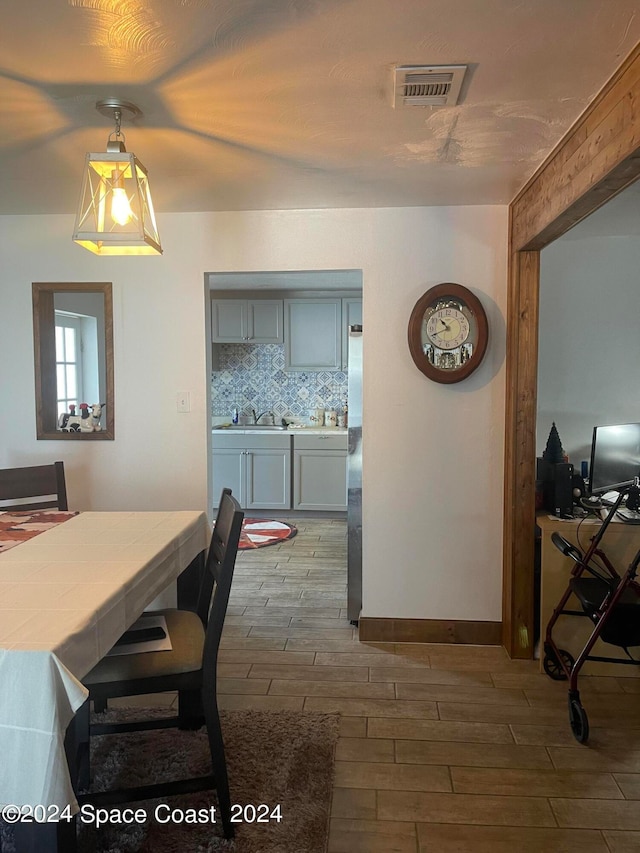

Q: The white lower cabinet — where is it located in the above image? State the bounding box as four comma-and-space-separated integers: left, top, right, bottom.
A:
212, 434, 291, 511
293, 433, 348, 511
245, 449, 291, 510
213, 431, 347, 512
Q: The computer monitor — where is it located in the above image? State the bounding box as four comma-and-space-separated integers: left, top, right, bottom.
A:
589, 422, 640, 495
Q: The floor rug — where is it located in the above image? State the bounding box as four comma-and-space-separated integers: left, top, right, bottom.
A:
238, 519, 297, 549
2, 709, 338, 853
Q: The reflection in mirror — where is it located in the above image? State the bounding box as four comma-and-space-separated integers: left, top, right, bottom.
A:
33, 282, 114, 440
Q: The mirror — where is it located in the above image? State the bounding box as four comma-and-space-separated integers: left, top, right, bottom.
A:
32, 282, 114, 440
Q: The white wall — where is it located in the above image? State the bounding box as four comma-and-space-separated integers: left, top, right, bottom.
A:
538, 235, 640, 467
0, 206, 508, 622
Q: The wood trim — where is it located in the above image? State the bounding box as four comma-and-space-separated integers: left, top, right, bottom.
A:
502, 250, 539, 657
503, 42, 640, 658
32, 282, 115, 440
511, 41, 640, 251
358, 617, 502, 646
32, 287, 56, 435
103, 284, 115, 439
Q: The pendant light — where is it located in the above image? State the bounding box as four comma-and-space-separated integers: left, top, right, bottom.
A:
73, 99, 162, 255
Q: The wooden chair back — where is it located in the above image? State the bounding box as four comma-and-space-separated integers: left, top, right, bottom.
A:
0, 461, 68, 511
200, 490, 243, 681
195, 488, 234, 624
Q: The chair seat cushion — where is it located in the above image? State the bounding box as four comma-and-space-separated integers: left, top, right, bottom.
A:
84, 609, 205, 687
570, 577, 640, 648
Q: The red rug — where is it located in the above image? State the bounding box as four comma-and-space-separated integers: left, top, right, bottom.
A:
238, 519, 297, 549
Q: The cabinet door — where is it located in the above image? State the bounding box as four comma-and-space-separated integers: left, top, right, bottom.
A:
211, 300, 246, 342
245, 448, 291, 510
284, 299, 341, 370
212, 448, 245, 507
293, 449, 347, 511
341, 298, 362, 369
248, 300, 283, 343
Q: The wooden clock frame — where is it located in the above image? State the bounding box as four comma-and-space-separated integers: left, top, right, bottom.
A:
407, 282, 489, 384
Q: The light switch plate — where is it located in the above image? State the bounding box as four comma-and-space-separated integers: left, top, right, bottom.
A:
176, 391, 190, 413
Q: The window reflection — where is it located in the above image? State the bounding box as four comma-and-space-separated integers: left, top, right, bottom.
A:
54, 303, 103, 418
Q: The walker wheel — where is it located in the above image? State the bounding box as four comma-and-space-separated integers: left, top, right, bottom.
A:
543, 648, 574, 681
569, 697, 589, 744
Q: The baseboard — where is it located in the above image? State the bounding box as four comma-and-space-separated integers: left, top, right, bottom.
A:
358, 617, 502, 645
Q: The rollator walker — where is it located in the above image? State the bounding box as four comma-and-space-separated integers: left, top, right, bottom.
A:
543, 480, 640, 743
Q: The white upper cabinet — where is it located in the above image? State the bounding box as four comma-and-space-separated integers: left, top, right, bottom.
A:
284, 298, 342, 371
212, 299, 245, 342
211, 299, 283, 344
248, 300, 284, 343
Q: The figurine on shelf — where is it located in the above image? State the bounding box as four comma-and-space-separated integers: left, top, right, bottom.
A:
542, 421, 568, 463
57, 404, 75, 431
59, 403, 104, 432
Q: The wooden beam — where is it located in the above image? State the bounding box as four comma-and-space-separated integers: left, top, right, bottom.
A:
504, 41, 640, 659
511, 42, 640, 252
502, 250, 539, 658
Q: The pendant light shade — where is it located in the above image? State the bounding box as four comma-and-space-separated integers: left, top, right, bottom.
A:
73, 100, 162, 256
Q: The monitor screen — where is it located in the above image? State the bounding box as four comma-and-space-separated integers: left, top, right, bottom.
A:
589, 422, 640, 494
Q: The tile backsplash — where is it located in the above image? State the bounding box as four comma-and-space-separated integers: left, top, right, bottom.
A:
211, 343, 347, 420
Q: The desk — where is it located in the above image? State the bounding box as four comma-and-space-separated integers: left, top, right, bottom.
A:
0, 510, 210, 820
538, 512, 640, 676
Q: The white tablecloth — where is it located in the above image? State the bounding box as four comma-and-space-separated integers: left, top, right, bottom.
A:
0, 511, 210, 812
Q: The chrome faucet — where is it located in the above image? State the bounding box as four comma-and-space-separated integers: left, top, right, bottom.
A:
252, 409, 274, 425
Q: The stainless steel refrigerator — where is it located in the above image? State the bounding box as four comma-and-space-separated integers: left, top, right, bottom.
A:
347, 325, 362, 622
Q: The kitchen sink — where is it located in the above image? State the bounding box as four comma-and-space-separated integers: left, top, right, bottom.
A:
214, 424, 288, 430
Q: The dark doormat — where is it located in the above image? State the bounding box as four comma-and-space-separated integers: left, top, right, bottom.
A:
2, 708, 338, 853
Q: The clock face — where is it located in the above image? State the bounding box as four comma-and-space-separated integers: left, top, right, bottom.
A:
408, 283, 488, 384
424, 305, 470, 350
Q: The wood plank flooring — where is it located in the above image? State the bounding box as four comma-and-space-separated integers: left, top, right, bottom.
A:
120, 518, 640, 852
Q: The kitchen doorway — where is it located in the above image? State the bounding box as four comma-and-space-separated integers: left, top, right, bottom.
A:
204, 269, 363, 620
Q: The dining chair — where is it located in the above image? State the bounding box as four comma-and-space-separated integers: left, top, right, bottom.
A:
0, 461, 68, 511
80, 488, 244, 840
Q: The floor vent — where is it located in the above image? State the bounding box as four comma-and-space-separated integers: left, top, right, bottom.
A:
392, 65, 467, 108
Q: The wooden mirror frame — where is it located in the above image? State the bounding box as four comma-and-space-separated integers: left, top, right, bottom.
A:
503, 43, 640, 658
32, 282, 115, 440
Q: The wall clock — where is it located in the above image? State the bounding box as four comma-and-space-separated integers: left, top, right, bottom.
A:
407, 283, 489, 384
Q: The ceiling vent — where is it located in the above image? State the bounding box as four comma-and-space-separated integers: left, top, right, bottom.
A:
392, 65, 467, 108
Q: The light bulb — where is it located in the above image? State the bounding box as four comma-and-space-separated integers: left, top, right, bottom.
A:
110, 170, 133, 226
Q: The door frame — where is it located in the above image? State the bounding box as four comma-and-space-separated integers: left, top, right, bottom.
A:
502, 42, 640, 657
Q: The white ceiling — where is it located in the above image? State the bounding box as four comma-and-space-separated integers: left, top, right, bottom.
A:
2, 0, 639, 215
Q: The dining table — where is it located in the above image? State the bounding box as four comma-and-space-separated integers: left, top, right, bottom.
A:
0, 509, 211, 852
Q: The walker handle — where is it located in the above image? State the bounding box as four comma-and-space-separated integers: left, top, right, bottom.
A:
551, 532, 583, 563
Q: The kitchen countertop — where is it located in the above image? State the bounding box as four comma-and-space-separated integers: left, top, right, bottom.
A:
212, 426, 347, 436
